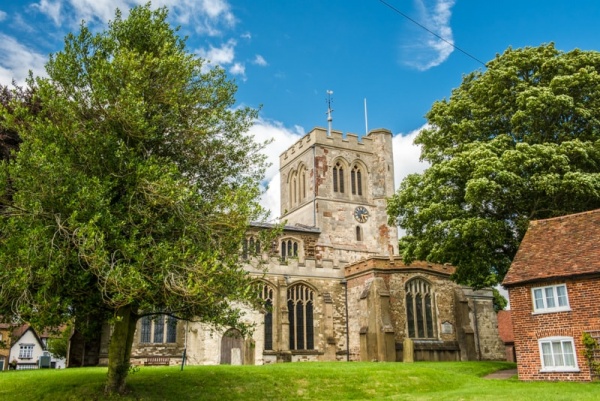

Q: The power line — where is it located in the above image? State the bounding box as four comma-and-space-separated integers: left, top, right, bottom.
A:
378, 0, 486, 67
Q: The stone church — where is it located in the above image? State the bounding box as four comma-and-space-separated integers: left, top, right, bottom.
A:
75, 127, 504, 367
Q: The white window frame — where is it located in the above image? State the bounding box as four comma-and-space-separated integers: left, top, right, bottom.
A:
531, 284, 570, 313
538, 336, 579, 372
19, 344, 34, 359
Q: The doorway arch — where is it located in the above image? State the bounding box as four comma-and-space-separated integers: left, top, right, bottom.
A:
220, 328, 243, 365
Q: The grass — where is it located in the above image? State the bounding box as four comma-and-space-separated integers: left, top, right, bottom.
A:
0, 361, 598, 400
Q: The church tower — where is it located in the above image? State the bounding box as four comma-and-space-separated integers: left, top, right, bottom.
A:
279, 127, 397, 268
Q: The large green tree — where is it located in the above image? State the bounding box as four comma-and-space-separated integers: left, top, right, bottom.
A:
388, 44, 600, 288
0, 5, 270, 394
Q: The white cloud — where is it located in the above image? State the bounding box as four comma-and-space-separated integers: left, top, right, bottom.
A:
0, 34, 47, 86
0, 10, 7, 21
31, 0, 62, 26
391, 125, 429, 189
391, 125, 430, 238
229, 62, 245, 76
185, 0, 236, 35
253, 55, 267, 66
241, 32, 251, 40
249, 118, 306, 219
400, 0, 455, 71
198, 0, 233, 22
28, 0, 235, 36
197, 39, 236, 66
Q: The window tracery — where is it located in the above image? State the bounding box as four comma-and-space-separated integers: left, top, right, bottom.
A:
281, 238, 299, 261
405, 279, 436, 339
333, 162, 344, 193
287, 284, 315, 350
351, 164, 363, 196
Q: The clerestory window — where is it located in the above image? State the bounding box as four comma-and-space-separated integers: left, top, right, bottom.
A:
281, 239, 299, 261
242, 236, 261, 260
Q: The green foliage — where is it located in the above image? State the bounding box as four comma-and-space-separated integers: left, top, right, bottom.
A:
388, 44, 600, 288
492, 288, 508, 312
46, 324, 72, 359
582, 332, 600, 377
0, 4, 273, 392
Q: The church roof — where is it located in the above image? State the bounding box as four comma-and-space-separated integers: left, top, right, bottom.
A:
503, 209, 600, 286
250, 221, 321, 234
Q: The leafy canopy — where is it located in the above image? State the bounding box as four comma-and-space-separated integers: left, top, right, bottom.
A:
388, 44, 600, 288
0, 4, 270, 333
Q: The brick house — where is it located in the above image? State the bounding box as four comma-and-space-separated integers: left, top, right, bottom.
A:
503, 209, 600, 381
497, 310, 516, 363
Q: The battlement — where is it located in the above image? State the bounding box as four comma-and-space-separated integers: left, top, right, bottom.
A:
280, 127, 392, 166
344, 256, 455, 280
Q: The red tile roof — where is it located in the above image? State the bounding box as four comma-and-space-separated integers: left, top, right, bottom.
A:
503, 209, 600, 286
497, 310, 514, 343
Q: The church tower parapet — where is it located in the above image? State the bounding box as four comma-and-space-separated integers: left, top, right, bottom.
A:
279, 126, 397, 264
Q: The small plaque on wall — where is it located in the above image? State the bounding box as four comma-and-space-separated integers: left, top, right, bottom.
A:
441, 321, 453, 334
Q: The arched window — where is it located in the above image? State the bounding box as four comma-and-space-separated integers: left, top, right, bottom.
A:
351, 165, 363, 196
242, 236, 260, 260
333, 162, 344, 193
301, 169, 307, 199
288, 170, 297, 207
281, 238, 299, 261
260, 284, 274, 350
405, 279, 436, 339
356, 226, 362, 241
288, 284, 314, 350
293, 177, 297, 205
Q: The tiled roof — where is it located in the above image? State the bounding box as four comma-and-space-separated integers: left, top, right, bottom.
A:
11, 324, 30, 341
497, 310, 514, 343
250, 221, 321, 234
503, 209, 600, 286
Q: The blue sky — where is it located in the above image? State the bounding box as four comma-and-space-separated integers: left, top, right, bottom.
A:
2, 0, 600, 218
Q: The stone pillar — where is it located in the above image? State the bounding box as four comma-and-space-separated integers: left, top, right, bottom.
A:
454, 288, 478, 361
358, 278, 396, 362
403, 338, 414, 363
322, 293, 336, 361
279, 279, 291, 362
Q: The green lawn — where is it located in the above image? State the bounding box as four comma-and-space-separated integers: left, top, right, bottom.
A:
0, 361, 598, 400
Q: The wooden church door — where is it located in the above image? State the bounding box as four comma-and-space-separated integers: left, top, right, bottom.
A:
220, 328, 243, 365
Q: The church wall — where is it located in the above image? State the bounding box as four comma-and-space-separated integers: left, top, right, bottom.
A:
92, 124, 505, 367
460, 287, 505, 361
344, 257, 504, 362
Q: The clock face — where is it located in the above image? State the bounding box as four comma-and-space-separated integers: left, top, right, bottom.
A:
354, 206, 369, 223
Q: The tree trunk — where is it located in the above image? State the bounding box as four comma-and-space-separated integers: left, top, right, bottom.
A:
105, 304, 138, 395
